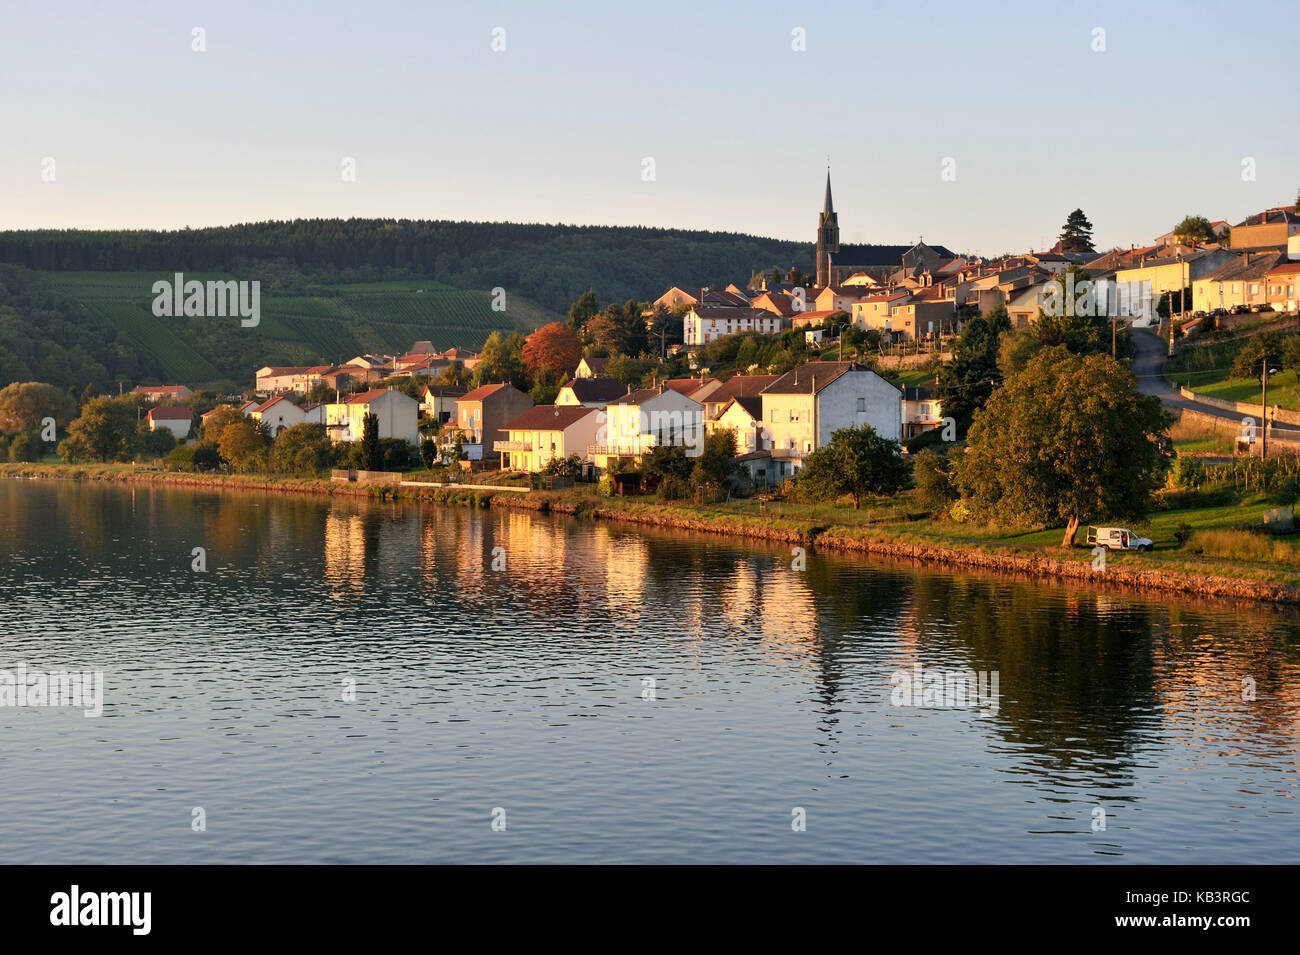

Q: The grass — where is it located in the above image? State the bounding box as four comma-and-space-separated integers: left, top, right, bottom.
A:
42, 271, 558, 386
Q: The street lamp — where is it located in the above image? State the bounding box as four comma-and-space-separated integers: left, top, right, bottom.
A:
1261, 359, 1279, 459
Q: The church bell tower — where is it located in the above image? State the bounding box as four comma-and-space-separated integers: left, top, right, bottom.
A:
815, 170, 839, 287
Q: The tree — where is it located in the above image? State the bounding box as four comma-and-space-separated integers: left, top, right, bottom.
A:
217, 419, 269, 473
58, 396, 139, 462
1034, 267, 1131, 358
997, 328, 1044, 378
420, 437, 439, 469
912, 448, 957, 515
566, 289, 600, 333
1231, 332, 1285, 380
936, 306, 1010, 435
472, 331, 526, 390
522, 322, 582, 381
691, 429, 737, 489
136, 423, 176, 458
1172, 215, 1215, 246
0, 381, 77, 433
1058, 209, 1095, 253
201, 405, 247, 446
360, 412, 381, 471
270, 423, 334, 475
796, 425, 909, 508
953, 347, 1172, 547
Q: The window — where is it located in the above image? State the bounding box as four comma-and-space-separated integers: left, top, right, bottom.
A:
856, 398, 866, 412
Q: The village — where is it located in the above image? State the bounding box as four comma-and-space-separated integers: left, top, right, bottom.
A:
123, 182, 1300, 499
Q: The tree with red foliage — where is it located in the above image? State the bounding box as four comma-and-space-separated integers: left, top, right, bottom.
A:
522, 322, 582, 381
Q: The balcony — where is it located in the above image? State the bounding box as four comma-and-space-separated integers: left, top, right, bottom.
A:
494, 440, 531, 452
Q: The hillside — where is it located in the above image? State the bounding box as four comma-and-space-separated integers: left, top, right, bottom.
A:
0, 267, 555, 391
0, 219, 816, 314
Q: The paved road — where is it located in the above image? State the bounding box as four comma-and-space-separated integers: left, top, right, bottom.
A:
1129, 327, 1300, 439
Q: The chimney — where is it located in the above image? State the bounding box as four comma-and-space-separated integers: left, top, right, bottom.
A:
811, 374, 817, 393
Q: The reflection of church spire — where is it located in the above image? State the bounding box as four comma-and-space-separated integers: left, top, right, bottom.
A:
816, 168, 839, 287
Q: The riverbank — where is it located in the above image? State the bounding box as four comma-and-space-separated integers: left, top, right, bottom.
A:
6, 461, 1300, 607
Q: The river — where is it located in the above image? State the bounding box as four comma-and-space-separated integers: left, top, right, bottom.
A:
0, 478, 1296, 863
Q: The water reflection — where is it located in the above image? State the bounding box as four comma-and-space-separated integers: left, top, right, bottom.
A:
0, 478, 1296, 863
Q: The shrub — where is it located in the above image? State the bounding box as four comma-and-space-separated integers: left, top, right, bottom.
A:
165, 444, 196, 471
912, 448, 956, 515
1173, 521, 1194, 547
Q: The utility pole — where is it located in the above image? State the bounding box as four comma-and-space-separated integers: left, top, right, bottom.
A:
1261, 357, 1271, 459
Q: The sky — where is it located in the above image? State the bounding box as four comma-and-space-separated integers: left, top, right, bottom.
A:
2, 0, 1296, 257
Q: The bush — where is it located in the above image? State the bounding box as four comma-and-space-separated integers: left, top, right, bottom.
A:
597, 476, 613, 497
165, 444, 196, 471
657, 474, 690, 500
912, 448, 956, 515
1173, 522, 1194, 547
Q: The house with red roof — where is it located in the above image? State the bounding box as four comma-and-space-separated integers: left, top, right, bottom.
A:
452, 383, 533, 463
496, 405, 603, 472
322, 387, 420, 445
133, 384, 194, 403
145, 405, 194, 439
251, 395, 306, 437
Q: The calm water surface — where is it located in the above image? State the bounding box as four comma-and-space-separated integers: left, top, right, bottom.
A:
0, 479, 1296, 863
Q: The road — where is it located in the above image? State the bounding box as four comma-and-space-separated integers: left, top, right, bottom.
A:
1129, 327, 1300, 440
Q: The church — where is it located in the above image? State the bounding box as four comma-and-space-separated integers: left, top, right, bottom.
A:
815, 172, 956, 286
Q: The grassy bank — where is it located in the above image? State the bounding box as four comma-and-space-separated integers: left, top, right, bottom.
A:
6, 460, 1300, 607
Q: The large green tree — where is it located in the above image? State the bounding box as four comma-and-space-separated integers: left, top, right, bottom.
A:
1058, 209, 1095, 253
796, 424, 909, 509
1172, 215, 1215, 246
0, 381, 78, 433
58, 396, 139, 462
954, 347, 1172, 547
936, 306, 1010, 435
472, 331, 527, 390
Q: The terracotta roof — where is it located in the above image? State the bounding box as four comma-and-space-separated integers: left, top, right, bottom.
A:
147, 406, 193, 420
345, 389, 394, 404
504, 405, 599, 431
578, 356, 610, 372
662, 378, 717, 398
255, 395, 299, 413
460, 383, 510, 402
257, 366, 311, 377
1266, 262, 1300, 276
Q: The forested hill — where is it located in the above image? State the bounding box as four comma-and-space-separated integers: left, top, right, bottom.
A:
0, 220, 815, 312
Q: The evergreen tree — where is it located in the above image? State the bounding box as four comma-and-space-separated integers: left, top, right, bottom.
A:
1058, 209, 1095, 252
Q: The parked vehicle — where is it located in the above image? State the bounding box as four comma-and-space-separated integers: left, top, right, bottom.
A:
1231, 304, 1251, 315
1086, 526, 1153, 551
1253, 303, 1275, 313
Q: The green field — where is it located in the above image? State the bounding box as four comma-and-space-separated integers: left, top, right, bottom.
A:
44, 272, 557, 387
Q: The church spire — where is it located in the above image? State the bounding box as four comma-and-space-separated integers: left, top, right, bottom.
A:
823, 169, 834, 216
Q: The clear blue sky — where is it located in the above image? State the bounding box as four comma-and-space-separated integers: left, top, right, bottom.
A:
3, 0, 1295, 256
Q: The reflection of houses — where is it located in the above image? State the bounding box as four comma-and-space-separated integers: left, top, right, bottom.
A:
323, 388, 419, 444
496, 405, 602, 472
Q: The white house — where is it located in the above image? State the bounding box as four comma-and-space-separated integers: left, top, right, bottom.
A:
251, 395, 306, 437
145, 405, 193, 439
901, 384, 945, 439
683, 306, 784, 346
590, 385, 704, 468
323, 388, 420, 445
495, 405, 602, 472
759, 361, 901, 469
709, 396, 764, 453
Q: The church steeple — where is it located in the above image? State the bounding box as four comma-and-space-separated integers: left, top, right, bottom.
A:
816, 168, 839, 287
